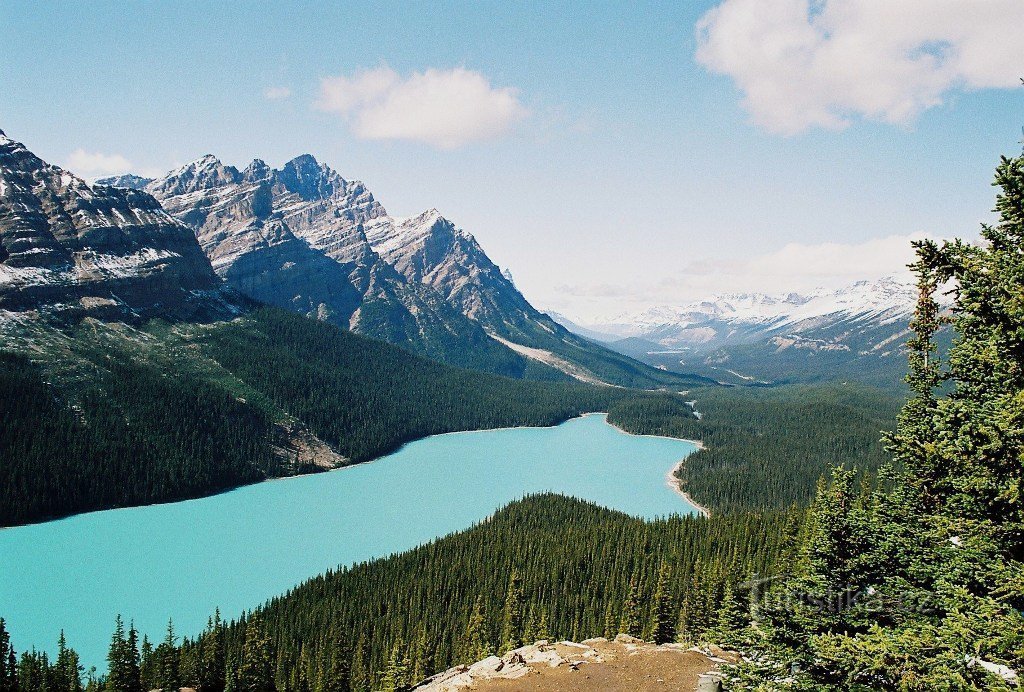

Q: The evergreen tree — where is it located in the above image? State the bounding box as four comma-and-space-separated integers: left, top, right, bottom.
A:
733, 145, 1024, 690
139, 637, 155, 692
0, 620, 17, 692
619, 578, 644, 638
462, 597, 491, 661
648, 562, 676, 644
348, 635, 368, 692
499, 570, 524, 653
197, 611, 226, 692
53, 631, 82, 692
407, 624, 431, 686
378, 641, 408, 692
155, 620, 179, 692
105, 617, 141, 692
237, 617, 273, 692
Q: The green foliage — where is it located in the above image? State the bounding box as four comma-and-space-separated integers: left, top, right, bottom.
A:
0, 306, 700, 527
0, 352, 276, 527
105, 617, 140, 692
731, 150, 1024, 690
209, 494, 796, 688
609, 384, 900, 512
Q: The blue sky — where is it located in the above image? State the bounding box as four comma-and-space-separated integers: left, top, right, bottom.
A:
2, 1, 1022, 319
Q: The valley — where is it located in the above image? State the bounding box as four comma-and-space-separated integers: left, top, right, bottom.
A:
0, 415, 699, 671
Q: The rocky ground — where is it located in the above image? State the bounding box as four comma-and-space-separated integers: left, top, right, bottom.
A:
416, 635, 738, 691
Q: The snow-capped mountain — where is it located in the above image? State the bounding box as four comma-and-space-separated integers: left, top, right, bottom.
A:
555, 277, 924, 387
110, 153, 696, 387
583, 277, 918, 347
0, 130, 234, 323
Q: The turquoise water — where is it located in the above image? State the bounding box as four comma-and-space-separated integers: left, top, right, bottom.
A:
0, 413, 696, 669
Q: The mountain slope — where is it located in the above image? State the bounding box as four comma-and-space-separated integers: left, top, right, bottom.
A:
0, 130, 700, 526
561, 277, 923, 388
364, 208, 710, 388
121, 155, 703, 387
0, 130, 235, 322
140, 155, 556, 379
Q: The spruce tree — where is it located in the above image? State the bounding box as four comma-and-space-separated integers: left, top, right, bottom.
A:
106, 616, 141, 692
54, 631, 83, 692
0, 620, 16, 692
733, 145, 1024, 689
378, 641, 408, 692
618, 578, 643, 638
237, 617, 273, 692
139, 637, 155, 692
648, 562, 676, 644
462, 597, 491, 661
499, 570, 525, 653
348, 635, 368, 692
155, 620, 179, 692
197, 611, 226, 692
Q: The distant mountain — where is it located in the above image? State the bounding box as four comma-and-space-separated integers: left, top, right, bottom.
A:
125, 153, 702, 388
94, 173, 153, 190
559, 277, 924, 388
0, 130, 236, 323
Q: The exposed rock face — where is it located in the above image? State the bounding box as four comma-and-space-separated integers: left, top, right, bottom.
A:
416, 637, 733, 691
96, 150, 696, 385
0, 130, 233, 322
93, 174, 153, 190
365, 209, 534, 326
145, 154, 529, 375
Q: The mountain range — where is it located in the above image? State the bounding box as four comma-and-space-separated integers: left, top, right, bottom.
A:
552, 277, 925, 388
95, 155, 698, 388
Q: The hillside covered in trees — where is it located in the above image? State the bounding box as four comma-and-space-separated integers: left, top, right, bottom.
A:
608, 384, 902, 512
0, 307, 698, 527
0, 495, 800, 692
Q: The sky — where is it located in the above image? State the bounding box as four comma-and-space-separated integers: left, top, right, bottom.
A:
2, 0, 1022, 321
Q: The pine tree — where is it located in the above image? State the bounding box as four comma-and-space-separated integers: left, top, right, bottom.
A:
378, 641, 408, 692
318, 624, 348, 692
197, 611, 226, 692
710, 582, 747, 645
0, 620, 17, 692
348, 635, 368, 692
534, 608, 551, 643
462, 596, 491, 661
407, 623, 431, 686
54, 631, 83, 692
105, 617, 141, 692
499, 570, 524, 653
733, 145, 1024, 689
139, 636, 156, 692
619, 578, 643, 638
648, 562, 676, 644
155, 620, 179, 692
237, 617, 273, 692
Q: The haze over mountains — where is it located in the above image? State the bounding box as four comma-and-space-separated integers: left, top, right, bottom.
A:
553, 276, 923, 387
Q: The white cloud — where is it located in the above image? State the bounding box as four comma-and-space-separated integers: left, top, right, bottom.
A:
263, 86, 292, 100
315, 66, 529, 149
696, 0, 1024, 134
64, 149, 135, 178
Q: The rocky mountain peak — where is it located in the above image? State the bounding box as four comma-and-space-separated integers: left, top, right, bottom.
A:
94, 174, 154, 190
243, 158, 272, 182
0, 130, 232, 322
278, 154, 340, 201
148, 155, 241, 197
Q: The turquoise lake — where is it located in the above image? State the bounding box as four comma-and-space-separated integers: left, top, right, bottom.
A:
0, 413, 697, 669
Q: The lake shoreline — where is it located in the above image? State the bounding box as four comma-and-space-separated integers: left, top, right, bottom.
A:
600, 416, 710, 518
